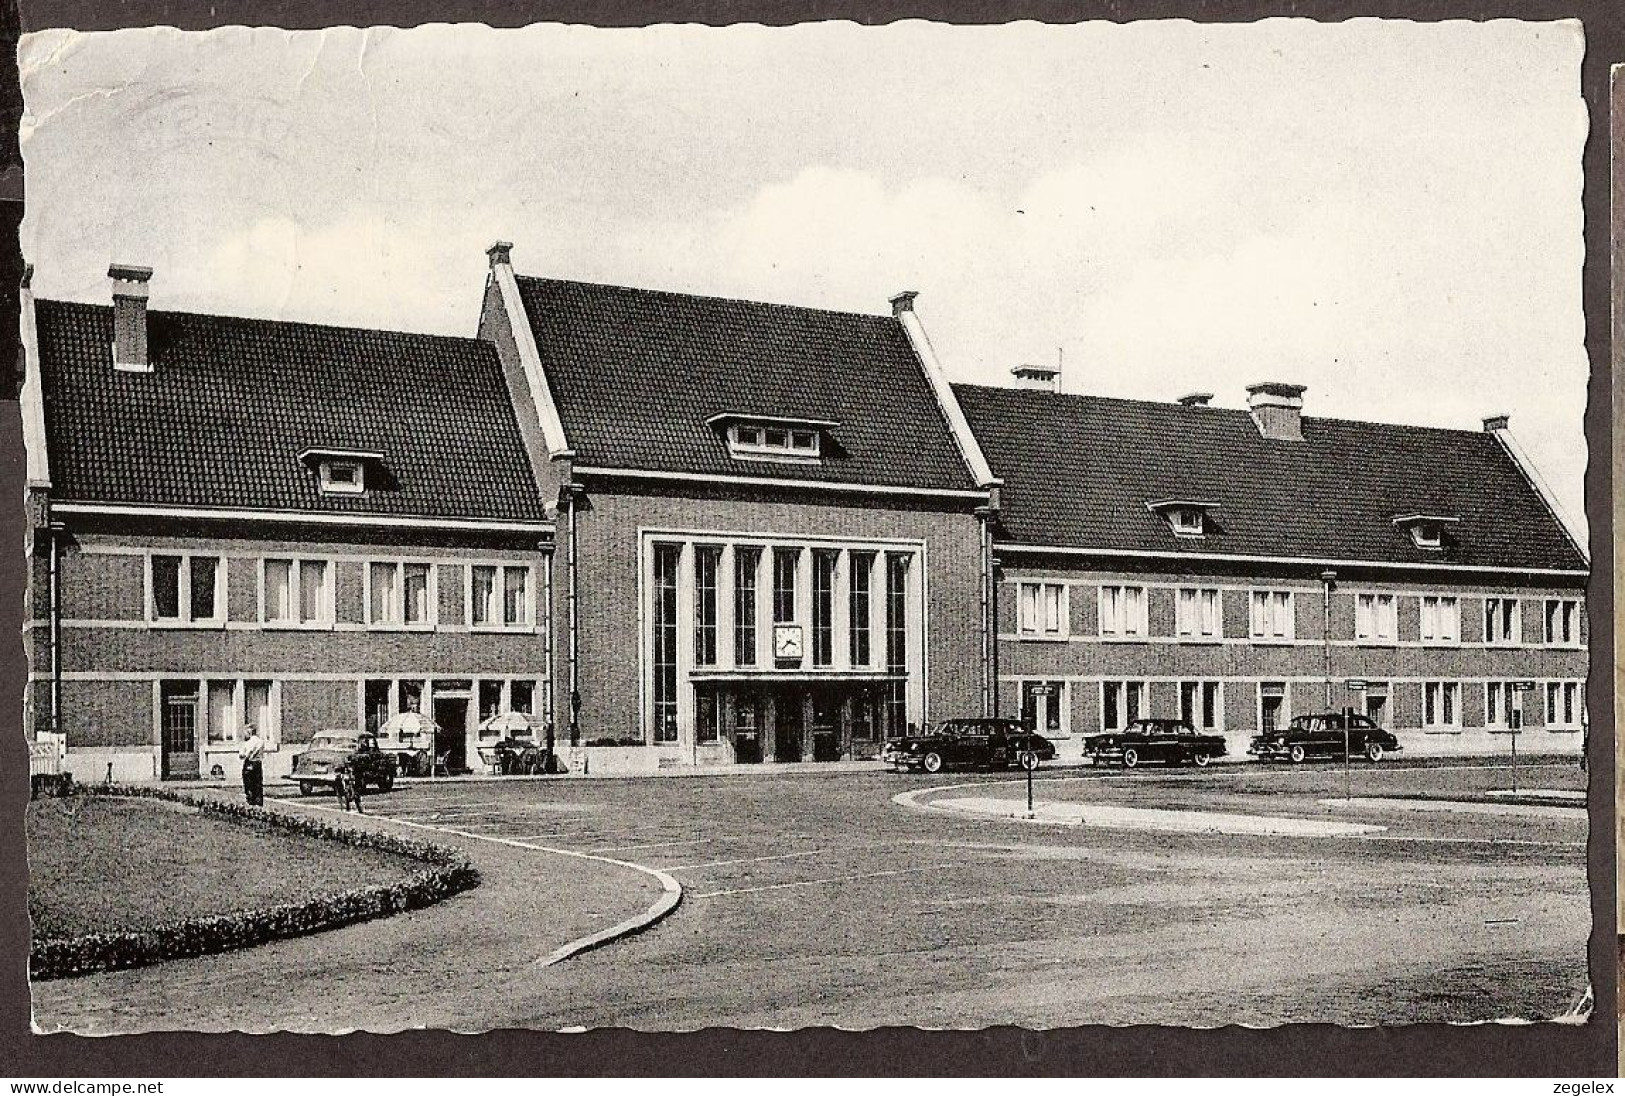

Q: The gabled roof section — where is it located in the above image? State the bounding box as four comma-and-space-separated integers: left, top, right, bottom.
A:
34, 300, 549, 524
953, 383, 1587, 573
510, 276, 980, 492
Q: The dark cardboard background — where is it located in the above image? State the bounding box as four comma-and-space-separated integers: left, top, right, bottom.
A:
0, 0, 1614, 1077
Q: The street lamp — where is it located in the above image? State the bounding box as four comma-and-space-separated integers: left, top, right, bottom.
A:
1319, 570, 1337, 708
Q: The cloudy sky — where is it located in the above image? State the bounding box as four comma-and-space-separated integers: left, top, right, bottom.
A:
18, 19, 1588, 533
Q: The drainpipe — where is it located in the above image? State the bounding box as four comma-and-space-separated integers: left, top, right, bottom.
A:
48, 520, 62, 741
975, 506, 994, 717
1320, 569, 1337, 708
566, 483, 583, 748
542, 544, 555, 756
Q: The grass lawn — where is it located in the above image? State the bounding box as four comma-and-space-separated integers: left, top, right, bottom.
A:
28, 796, 421, 940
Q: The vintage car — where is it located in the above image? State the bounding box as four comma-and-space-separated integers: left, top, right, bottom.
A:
881, 718, 1056, 774
1248, 711, 1403, 763
289, 730, 399, 795
1083, 718, 1228, 768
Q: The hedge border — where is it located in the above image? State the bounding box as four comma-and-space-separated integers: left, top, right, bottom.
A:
30, 784, 480, 981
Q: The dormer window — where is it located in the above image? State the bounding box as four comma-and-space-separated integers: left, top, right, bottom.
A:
320, 459, 365, 494
708, 413, 836, 463
300, 447, 383, 497
1147, 499, 1218, 539
1392, 513, 1459, 551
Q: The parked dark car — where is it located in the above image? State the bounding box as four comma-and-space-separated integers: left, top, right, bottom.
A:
1083, 718, 1228, 768
1248, 711, 1402, 763
882, 718, 1057, 774
290, 730, 399, 795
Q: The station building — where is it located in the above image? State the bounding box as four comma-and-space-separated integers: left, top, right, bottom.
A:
21, 264, 555, 784
955, 371, 1591, 761
22, 247, 1590, 778
473, 244, 999, 773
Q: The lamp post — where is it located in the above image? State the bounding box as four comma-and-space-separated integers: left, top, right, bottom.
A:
1319, 570, 1337, 708
1319, 569, 1347, 801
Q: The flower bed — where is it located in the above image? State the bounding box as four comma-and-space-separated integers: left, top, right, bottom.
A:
30, 784, 479, 981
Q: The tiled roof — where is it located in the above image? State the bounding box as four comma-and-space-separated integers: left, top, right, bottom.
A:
514, 277, 978, 492
953, 383, 1587, 572
35, 300, 549, 524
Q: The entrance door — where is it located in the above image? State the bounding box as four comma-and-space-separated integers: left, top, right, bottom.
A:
733, 693, 763, 764
811, 689, 842, 762
1365, 692, 1389, 726
434, 697, 469, 774
1260, 683, 1286, 732
160, 682, 200, 780
774, 689, 804, 762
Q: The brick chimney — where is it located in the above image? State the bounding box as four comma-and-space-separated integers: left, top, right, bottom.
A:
1482, 413, 1510, 433
1011, 364, 1060, 393
1177, 391, 1214, 408
889, 290, 918, 317
109, 264, 153, 372
486, 240, 514, 269
1246, 382, 1307, 441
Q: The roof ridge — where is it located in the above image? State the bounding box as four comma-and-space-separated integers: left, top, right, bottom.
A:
515, 274, 895, 324
36, 297, 492, 350
950, 381, 1497, 440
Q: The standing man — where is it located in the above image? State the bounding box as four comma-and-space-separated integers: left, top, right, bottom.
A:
238, 723, 265, 806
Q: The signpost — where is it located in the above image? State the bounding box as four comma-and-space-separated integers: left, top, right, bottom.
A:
1509, 681, 1536, 795
1344, 680, 1367, 803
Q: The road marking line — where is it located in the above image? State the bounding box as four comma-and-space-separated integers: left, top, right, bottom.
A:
1359, 834, 1584, 848
692, 863, 954, 900
589, 837, 717, 854
667, 848, 829, 871
277, 798, 683, 966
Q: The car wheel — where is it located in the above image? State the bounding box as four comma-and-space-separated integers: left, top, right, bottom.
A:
1287, 744, 1306, 764
1122, 748, 1139, 769
922, 752, 944, 774
298, 781, 315, 796
1364, 742, 1384, 763
1018, 750, 1039, 772
1193, 751, 1211, 768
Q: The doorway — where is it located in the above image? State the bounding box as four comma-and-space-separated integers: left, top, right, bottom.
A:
160, 681, 200, 780
811, 689, 842, 762
1364, 690, 1389, 726
434, 696, 469, 774
733, 693, 763, 764
773, 689, 804, 762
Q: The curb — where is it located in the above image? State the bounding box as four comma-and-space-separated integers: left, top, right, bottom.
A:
280, 799, 682, 967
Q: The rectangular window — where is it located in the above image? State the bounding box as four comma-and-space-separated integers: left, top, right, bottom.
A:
1176, 588, 1222, 639
368, 562, 436, 628
478, 680, 504, 732
471, 564, 531, 628
1099, 585, 1147, 637
510, 680, 535, 716
264, 559, 331, 626
1017, 581, 1067, 638
1545, 681, 1582, 730
726, 422, 824, 460
1180, 681, 1222, 731
695, 688, 719, 744
1355, 593, 1397, 642
734, 547, 760, 667
1544, 598, 1581, 646
1484, 597, 1521, 645
1485, 681, 1524, 729
364, 679, 391, 737
1419, 595, 1459, 644
694, 545, 721, 667
1249, 590, 1294, 641
1423, 681, 1461, 730
772, 548, 799, 624
811, 550, 837, 667
1101, 680, 1147, 731
1021, 680, 1066, 734
189, 557, 220, 621
149, 553, 223, 624
203, 679, 279, 748
848, 551, 873, 667
651, 544, 681, 744
885, 553, 910, 734
206, 680, 237, 744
